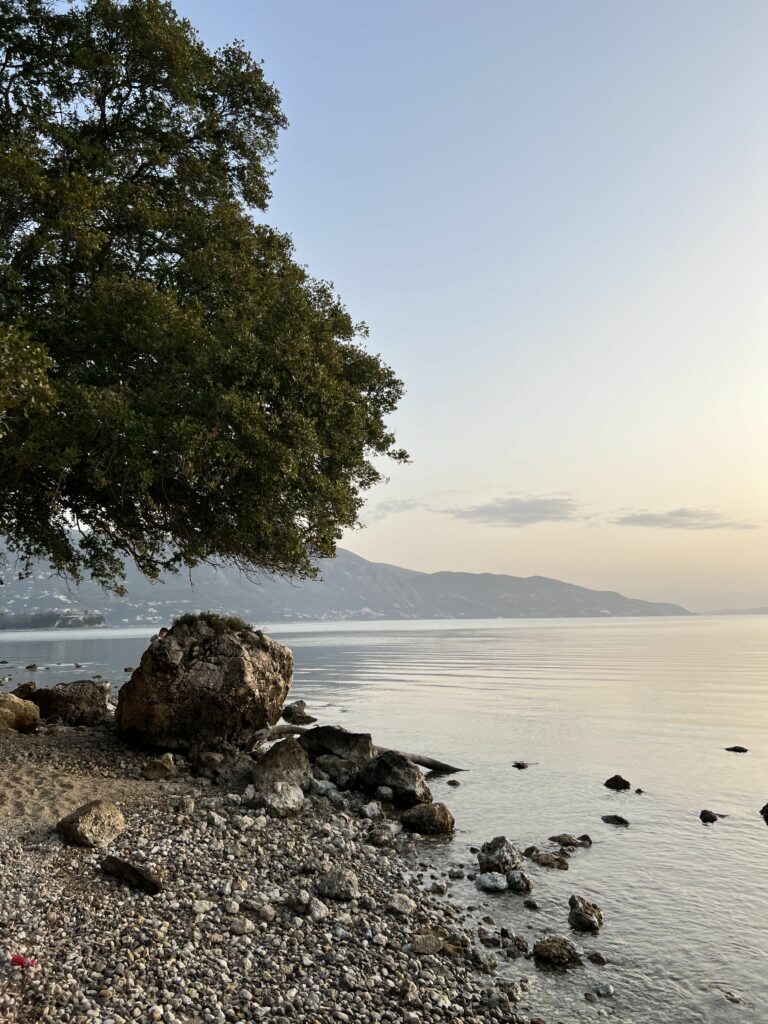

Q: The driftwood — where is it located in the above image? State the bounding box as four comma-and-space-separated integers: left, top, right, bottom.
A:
248, 722, 465, 775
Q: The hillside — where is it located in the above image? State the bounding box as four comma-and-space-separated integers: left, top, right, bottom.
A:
0, 548, 691, 627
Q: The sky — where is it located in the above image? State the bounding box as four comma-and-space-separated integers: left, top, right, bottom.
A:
177, 0, 768, 612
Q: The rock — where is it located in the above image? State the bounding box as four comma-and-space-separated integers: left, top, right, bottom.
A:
430, 880, 448, 895
316, 867, 360, 901
307, 897, 329, 922
375, 785, 394, 802
101, 856, 163, 895
56, 800, 125, 847
588, 950, 607, 965
549, 833, 591, 849
251, 781, 304, 818
282, 700, 317, 725
524, 897, 539, 910
115, 614, 292, 749
760, 802, 768, 822
568, 894, 604, 932
477, 836, 523, 874
297, 725, 374, 764
366, 820, 403, 846
700, 809, 720, 824
33, 679, 110, 725
507, 869, 533, 892
447, 778, 461, 787
400, 802, 455, 834
24, 664, 37, 671
230, 917, 256, 935
528, 848, 569, 870
533, 934, 582, 967
604, 774, 631, 791
251, 737, 311, 793
595, 984, 614, 998
141, 752, 177, 780
411, 932, 444, 955
475, 873, 508, 893
314, 754, 359, 788
725, 745, 748, 753
512, 761, 529, 769
361, 800, 383, 820
354, 750, 432, 809
601, 814, 629, 827
387, 893, 417, 916
11, 681, 38, 701
0, 693, 40, 733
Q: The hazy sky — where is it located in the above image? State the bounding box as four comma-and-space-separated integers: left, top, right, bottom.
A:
177, 0, 768, 611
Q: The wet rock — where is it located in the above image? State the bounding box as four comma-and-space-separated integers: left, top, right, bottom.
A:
447, 778, 461, 786
251, 780, 304, 818
316, 867, 360, 901
588, 950, 607, 965
533, 934, 582, 967
700, 809, 721, 824
604, 774, 631, 791
251, 737, 311, 793
141, 752, 177, 780
314, 754, 358, 788
513, 761, 529, 770
56, 800, 125, 847
281, 700, 317, 725
365, 820, 403, 846
760, 801, 768, 822
475, 872, 508, 893
568, 894, 604, 932
524, 897, 540, 911
101, 855, 163, 895
355, 750, 432, 809
528, 848, 569, 870
401, 802, 455, 834
477, 836, 523, 874
297, 725, 374, 764
595, 983, 615, 998
116, 614, 292, 749
24, 664, 37, 671
601, 814, 629, 827
507, 869, 533, 892
0, 693, 40, 734
725, 745, 748, 753
549, 833, 591, 849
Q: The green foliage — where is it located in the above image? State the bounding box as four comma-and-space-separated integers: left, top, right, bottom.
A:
0, 0, 406, 593
172, 611, 254, 635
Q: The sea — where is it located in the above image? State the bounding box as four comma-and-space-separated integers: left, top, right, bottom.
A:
1, 615, 767, 1023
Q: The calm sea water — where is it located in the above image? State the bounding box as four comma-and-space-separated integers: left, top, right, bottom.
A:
1, 616, 767, 1022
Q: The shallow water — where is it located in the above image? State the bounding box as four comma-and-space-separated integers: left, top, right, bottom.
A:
1, 616, 767, 1021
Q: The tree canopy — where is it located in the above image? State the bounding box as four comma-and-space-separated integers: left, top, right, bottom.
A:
0, 0, 406, 592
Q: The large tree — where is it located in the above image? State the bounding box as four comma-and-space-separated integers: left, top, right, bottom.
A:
0, 0, 405, 591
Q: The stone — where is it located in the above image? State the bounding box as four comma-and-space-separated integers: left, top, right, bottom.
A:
507, 869, 533, 892
568, 894, 604, 932
725, 745, 748, 753
281, 700, 317, 725
297, 725, 374, 764
11, 681, 37, 701
604, 774, 631, 791
595, 984, 614, 998
56, 800, 125, 847
601, 814, 629, 827
141, 752, 177, 780
400, 802, 455, 834
512, 761, 529, 769
251, 737, 311, 793
251, 781, 304, 818
475, 873, 508, 893
533, 934, 582, 967
361, 800, 383, 820
308, 897, 329, 922
527, 848, 569, 870
101, 856, 163, 895
314, 754, 359, 788
477, 836, 523, 874
354, 750, 432, 809
316, 867, 360, 901
366, 820, 403, 846
387, 893, 417, 916
0, 693, 40, 733
230, 917, 256, 935
411, 932, 443, 955
700, 809, 720, 824
33, 679, 110, 725
588, 950, 607, 965
115, 614, 292, 749
549, 833, 591, 849
760, 802, 768, 822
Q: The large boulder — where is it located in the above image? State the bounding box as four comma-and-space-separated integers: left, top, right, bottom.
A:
354, 750, 432, 809
34, 679, 110, 725
251, 780, 304, 818
251, 738, 311, 793
56, 800, 125, 847
315, 754, 359, 788
568, 894, 604, 932
297, 725, 374, 764
401, 802, 455, 835
0, 693, 40, 734
115, 614, 293, 749
477, 836, 523, 874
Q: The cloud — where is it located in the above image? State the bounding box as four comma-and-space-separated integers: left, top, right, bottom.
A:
444, 494, 583, 527
364, 498, 426, 522
612, 507, 759, 531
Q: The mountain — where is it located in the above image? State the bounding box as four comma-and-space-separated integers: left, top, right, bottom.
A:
0, 548, 691, 626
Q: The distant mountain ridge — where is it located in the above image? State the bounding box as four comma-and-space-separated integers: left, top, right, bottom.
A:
0, 548, 691, 626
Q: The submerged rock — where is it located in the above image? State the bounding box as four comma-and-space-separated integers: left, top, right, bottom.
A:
604, 774, 631, 791
700, 809, 721, 824
56, 800, 125, 847
475, 872, 508, 893
533, 934, 582, 967
477, 836, 523, 874
568, 894, 604, 932
549, 833, 592, 849
527, 847, 569, 870
725, 745, 748, 753
601, 814, 630, 827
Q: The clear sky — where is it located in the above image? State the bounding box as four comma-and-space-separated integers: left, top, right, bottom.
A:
177, 0, 768, 611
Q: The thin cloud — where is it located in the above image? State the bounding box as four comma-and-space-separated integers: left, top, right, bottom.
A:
612, 507, 759, 531
444, 494, 583, 527
364, 498, 426, 522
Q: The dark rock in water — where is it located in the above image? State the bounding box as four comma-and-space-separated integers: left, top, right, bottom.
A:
635, 788, 644, 794
601, 814, 629, 827
578, 833, 593, 846
251, 737, 311, 793
447, 778, 461, 787
725, 745, 748, 753
760, 802, 768, 822
478, 836, 523, 874
123, 667, 134, 673
298, 725, 374, 765
116, 615, 292, 749
101, 855, 163, 895
700, 809, 720, 824
24, 663, 37, 671
34, 680, 110, 726
533, 933, 582, 967
549, 833, 592, 849
524, 897, 540, 911
355, 750, 432, 809
507, 869, 533, 893
314, 754, 358, 788
588, 950, 607, 965
604, 774, 631, 791
282, 699, 317, 725
568, 893, 604, 932
528, 848, 569, 870
513, 761, 529, 770
401, 802, 455, 835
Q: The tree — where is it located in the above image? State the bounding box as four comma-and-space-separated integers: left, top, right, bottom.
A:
0, 0, 406, 592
